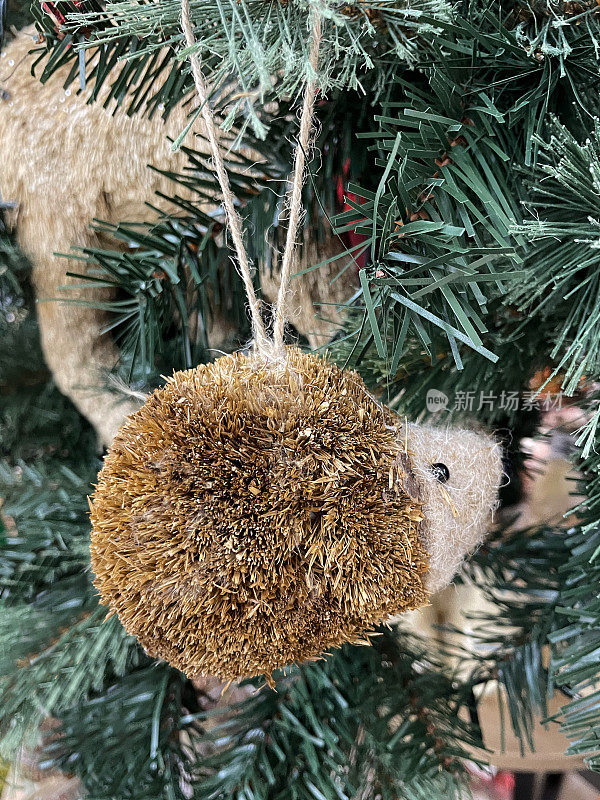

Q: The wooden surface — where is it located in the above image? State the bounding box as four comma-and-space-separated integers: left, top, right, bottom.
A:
474, 687, 583, 772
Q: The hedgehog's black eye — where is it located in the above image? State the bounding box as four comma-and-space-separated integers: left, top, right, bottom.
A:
430, 462, 450, 483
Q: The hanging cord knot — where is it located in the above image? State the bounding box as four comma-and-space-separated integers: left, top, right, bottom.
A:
180, 0, 322, 363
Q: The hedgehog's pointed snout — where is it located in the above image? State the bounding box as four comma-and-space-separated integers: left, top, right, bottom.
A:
406, 424, 503, 594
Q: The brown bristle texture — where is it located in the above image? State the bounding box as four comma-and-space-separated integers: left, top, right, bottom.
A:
90, 348, 429, 680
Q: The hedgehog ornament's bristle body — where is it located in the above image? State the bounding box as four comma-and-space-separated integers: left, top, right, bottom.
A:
90, 1, 503, 682
90, 348, 430, 680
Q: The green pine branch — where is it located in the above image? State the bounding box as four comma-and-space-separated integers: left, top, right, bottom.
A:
32, 0, 454, 134
42, 664, 188, 800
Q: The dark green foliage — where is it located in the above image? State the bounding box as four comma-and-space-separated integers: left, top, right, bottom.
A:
4, 0, 34, 31
0, 460, 93, 601
3, 0, 600, 797
42, 664, 188, 800
511, 120, 600, 455
61, 143, 285, 381
31, 0, 454, 131
190, 635, 483, 800
546, 452, 600, 769
0, 215, 96, 461
40, 632, 483, 800
334, 104, 525, 367
333, 1, 600, 373
0, 460, 137, 757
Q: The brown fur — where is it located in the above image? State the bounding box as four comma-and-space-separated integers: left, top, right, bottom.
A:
0, 27, 353, 446
90, 347, 428, 680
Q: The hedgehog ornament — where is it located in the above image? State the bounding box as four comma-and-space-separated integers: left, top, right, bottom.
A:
89, 0, 503, 682
90, 347, 502, 680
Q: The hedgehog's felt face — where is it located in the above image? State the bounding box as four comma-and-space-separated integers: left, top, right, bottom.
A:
406, 424, 503, 594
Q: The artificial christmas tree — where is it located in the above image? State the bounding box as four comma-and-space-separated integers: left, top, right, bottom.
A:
1, 0, 600, 798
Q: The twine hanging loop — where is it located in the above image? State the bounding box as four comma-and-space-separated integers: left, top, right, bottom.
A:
180, 0, 322, 361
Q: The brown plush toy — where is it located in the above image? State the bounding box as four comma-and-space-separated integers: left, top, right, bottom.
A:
90, 347, 502, 681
